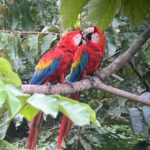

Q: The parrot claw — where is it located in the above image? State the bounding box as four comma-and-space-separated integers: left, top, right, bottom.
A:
45, 82, 52, 93
84, 76, 95, 82
83, 75, 96, 86
64, 81, 74, 88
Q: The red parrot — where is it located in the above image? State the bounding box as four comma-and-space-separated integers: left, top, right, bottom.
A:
27, 30, 84, 150
58, 26, 106, 150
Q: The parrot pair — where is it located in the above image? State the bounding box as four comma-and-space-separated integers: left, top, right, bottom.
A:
27, 26, 106, 150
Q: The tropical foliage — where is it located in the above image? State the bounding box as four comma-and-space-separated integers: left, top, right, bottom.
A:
0, 0, 150, 149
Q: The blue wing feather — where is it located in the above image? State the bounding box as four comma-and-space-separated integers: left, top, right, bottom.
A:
30, 59, 61, 85
68, 53, 89, 82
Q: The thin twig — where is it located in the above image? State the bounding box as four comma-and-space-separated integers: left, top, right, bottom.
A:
0, 30, 57, 35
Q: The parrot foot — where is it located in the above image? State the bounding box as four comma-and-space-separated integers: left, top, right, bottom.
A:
84, 75, 94, 81
45, 82, 52, 93
83, 75, 96, 86
64, 81, 74, 88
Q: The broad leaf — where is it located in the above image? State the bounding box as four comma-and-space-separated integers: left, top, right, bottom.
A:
0, 113, 9, 140
60, 0, 88, 28
2, 72, 21, 87
88, 0, 121, 29
55, 95, 99, 126
20, 104, 39, 121
0, 58, 21, 86
0, 92, 7, 107
28, 94, 59, 118
0, 57, 12, 73
6, 91, 22, 117
123, 0, 150, 28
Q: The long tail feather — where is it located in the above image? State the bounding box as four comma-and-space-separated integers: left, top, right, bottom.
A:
27, 111, 43, 150
57, 93, 80, 150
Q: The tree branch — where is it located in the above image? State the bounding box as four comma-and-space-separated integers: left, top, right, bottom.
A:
22, 25, 150, 105
0, 30, 57, 35
22, 77, 150, 105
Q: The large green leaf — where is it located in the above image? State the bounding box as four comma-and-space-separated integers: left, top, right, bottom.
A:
0, 58, 21, 86
55, 95, 99, 126
0, 57, 12, 73
0, 92, 6, 107
0, 83, 30, 125
20, 104, 39, 121
123, 0, 150, 28
4, 85, 28, 116
28, 94, 59, 118
88, 0, 121, 29
0, 113, 9, 140
23, 93, 99, 126
60, 0, 88, 28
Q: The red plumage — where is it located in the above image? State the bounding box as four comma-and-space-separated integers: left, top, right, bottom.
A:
27, 30, 83, 150
58, 26, 106, 150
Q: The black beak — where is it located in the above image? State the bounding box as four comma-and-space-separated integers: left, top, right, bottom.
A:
78, 40, 83, 46
85, 33, 92, 40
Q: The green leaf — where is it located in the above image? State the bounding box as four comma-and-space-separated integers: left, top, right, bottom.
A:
20, 0, 34, 31
0, 57, 12, 73
0, 92, 7, 107
6, 92, 22, 117
28, 94, 59, 118
2, 140, 17, 150
9, 2, 20, 30
2, 72, 21, 87
5, 84, 26, 97
0, 58, 21, 86
88, 0, 121, 29
20, 104, 39, 121
55, 95, 99, 126
6, 35, 19, 65
41, 34, 57, 55
28, 35, 39, 56
4, 84, 29, 117
0, 113, 9, 140
123, 0, 150, 28
60, 0, 88, 28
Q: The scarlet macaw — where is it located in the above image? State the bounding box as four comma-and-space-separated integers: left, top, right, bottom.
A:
58, 26, 106, 150
27, 30, 84, 150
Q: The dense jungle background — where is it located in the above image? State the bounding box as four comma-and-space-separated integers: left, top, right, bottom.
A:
0, 0, 150, 150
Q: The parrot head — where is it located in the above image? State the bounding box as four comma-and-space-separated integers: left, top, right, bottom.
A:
57, 30, 85, 51
82, 26, 106, 49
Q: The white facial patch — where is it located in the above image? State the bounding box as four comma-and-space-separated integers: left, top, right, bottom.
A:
73, 34, 82, 46
84, 27, 94, 33
91, 32, 100, 42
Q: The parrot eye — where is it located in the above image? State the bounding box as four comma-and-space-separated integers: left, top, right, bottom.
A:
91, 32, 100, 42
